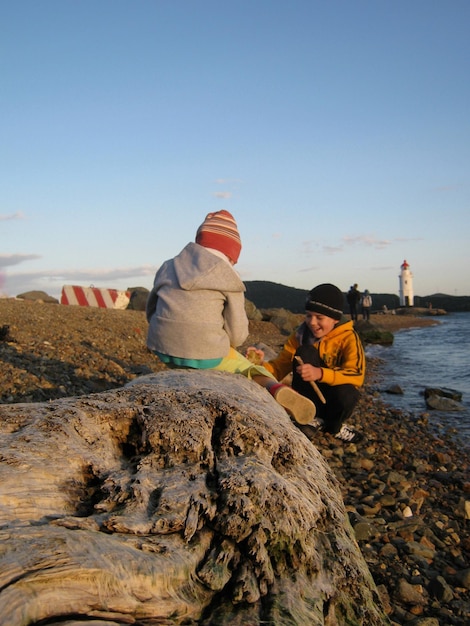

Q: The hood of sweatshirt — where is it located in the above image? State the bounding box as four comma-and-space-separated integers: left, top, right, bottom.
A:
171, 242, 246, 293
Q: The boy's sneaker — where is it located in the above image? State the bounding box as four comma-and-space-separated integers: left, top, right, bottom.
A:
335, 424, 363, 443
271, 384, 316, 425
297, 418, 325, 441
310, 417, 324, 430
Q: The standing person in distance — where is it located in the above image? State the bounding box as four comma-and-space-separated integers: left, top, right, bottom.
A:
146, 210, 316, 426
361, 289, 372, 321
346, 283, 361, 321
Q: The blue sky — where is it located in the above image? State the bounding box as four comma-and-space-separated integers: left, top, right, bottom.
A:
2, 0, 469, 301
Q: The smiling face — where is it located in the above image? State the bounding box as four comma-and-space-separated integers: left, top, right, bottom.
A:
305, 311, 338, 339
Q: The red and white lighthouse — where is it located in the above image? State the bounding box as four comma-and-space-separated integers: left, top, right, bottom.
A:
399, 260, 414, 307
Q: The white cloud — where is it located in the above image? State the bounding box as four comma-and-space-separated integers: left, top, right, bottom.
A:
394, 236, 423, 243
3, 265, 159, 299
0, 211, 25, 221
342, 235, 392, 249
323, 245, 344, 255
0, 253, 41, 268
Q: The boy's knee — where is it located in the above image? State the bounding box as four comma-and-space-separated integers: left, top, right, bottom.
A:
333, 385, 360, 410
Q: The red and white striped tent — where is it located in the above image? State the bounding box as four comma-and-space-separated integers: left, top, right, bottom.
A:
60, 285, 130, 310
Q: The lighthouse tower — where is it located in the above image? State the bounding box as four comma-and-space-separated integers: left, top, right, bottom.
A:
399, 260, 414, 307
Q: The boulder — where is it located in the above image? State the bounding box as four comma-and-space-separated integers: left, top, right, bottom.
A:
16, 290, 59, 304
424, 387, 464, 411
425, 395, 464, 411
354, 320, 394, 345
0, 371, 389, 625
424, 387, 463, 402
260, 307, 304, 335
126, 286, 149, 311
245, 298, 263, 321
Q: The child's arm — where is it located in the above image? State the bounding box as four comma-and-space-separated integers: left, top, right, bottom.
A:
318, 332, 365, 387
262, 333, 299, 381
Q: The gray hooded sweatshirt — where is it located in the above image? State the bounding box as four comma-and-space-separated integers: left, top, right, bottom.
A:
146, 242, 249, 360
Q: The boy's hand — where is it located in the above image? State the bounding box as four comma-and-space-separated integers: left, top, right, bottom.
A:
245, 346, 264, 365
296, 363, 323, 382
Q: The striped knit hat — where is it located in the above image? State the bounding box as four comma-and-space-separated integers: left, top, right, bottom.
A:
195, 210, 242, 264
305, 283, 344, 320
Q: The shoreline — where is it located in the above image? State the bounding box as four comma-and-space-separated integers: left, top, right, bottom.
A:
365, 311, 470, 451
363, 311, 442, 333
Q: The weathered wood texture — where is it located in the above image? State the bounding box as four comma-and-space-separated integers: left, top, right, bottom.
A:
0, 370, 389, 625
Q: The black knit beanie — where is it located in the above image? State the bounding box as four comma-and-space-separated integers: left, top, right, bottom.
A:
305, 283, 344, 320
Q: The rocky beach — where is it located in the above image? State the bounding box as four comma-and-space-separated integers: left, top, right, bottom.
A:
1, 298, 469, 625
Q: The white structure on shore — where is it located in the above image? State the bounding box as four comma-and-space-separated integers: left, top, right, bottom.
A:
399, 259, 414, 306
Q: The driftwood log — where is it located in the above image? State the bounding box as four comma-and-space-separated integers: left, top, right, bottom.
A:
0, 370, 389, 625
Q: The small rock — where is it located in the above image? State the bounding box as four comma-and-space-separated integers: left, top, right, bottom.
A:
360, 458, 374, 471
455, 567, 470, 589
464, 500, 470, 520
385, 384, 404, 395
387, 471, 407, 485
379, 494, 396, 507
406, 541, 436, 562
395, 578, 428, 606
379, 543, 398, 557
428, 575, 454, 603
354, 521, 377, 541
425, 395, 464, 411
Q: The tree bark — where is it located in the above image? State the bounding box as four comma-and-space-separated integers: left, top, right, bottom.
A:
0, 370, 389, 625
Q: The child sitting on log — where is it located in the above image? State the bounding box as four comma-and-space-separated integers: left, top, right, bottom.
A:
146, 210, 316, 426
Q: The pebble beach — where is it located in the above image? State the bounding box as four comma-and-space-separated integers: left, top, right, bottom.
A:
0, 298, 469, 625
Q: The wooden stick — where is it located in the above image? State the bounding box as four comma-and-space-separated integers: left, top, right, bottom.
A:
294, 356, 327, 404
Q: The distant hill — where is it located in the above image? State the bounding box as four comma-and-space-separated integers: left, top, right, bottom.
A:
244, 281, 470, 314
244, 281, 309, 313
414, 294, 470, 312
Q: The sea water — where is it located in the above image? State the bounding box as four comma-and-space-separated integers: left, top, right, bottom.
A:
366, 312, 470, 450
